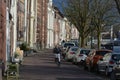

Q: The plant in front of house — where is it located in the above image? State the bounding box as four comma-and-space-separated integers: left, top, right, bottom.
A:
20, 42, 30, 56
13, 47, 23, 64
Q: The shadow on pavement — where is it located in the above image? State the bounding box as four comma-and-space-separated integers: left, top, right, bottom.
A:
57, 77, 102, 80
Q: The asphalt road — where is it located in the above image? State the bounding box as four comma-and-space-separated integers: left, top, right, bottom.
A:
19, 49, 108, 80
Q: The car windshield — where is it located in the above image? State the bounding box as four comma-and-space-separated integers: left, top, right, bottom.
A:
80, 50, 90, 55
71, 47, 78, 51
64, 43, 74, 47
112, 54, 120, 61
96, 51, 110, 56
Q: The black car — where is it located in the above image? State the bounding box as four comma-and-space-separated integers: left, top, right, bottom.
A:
110, 60, 120, 80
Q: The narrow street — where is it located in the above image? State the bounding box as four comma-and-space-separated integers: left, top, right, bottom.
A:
19, 49, 106, 80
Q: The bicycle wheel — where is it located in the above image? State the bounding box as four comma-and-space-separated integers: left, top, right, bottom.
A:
57, 61, 60, 67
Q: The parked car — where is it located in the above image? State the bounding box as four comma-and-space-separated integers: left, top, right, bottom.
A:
61, 42, 77, 58
110, 60, 120, 80
65, 46, 79, 61
96, 52, 120, 76
72, 48, 91, 65
84, 49, 112, 72
62, 42, 77, 50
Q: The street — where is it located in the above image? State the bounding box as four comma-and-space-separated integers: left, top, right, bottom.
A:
19, 49, 107, 80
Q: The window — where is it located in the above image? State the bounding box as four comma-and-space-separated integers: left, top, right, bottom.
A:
112, 54, 120, 61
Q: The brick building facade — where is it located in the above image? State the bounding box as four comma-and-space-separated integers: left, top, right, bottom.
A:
17, 0, 25, 41
37, 0, 48, 49
0, 0, 6, 63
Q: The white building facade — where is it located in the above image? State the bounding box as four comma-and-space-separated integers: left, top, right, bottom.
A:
47, 0, 54, 48
10, 0, 18, 58
29, 0, 37, 48
59, 18, 66, 44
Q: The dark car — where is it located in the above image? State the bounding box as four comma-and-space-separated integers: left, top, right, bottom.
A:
110, 55, 120, 80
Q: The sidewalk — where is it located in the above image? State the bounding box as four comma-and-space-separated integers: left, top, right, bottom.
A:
35, 48, 53, 53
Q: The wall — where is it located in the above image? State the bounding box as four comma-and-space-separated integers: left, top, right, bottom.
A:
0, 0, 6, 63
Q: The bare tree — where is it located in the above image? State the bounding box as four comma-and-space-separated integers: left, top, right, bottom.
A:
114, 0, 120, 14
90, 0, 115, 49
62, 0, 92, 48
62, 0, 117, 49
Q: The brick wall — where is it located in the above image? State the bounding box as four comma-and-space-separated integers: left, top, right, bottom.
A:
0, 0, 6, 62
37, 0, 48, 49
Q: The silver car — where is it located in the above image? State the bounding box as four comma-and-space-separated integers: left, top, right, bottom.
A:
97, 52, 120, 76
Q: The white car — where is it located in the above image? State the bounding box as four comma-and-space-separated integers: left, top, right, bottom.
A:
96, 52, 120, 76
65, 46, 79, 61
61, 42, 77, 58
72, 48, 91, 64
62, 42, 77, 51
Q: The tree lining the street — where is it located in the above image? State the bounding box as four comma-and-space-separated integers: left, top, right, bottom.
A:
90, 0, 116, 49
62, 0, 92, 48
114, 0, 120, 15
62, 0, 118, 49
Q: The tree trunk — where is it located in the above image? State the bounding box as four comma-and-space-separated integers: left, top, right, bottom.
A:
78, 33, 81, 47
81, 36, 85, 48
97, 32, 101, 50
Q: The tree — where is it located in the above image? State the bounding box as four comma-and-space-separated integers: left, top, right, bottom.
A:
90, 0, 115, 49
62, 0, 117, 49
114, 0, 120, 14
62, 0, 92, 48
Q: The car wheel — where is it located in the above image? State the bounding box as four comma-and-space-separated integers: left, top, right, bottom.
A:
72, 58, 75, 64
65, 56, 68, 61
105, 68, 110, 76
110, 71, 116, 80
95, 64, 100, 74
72, 59, 76, 65
88, 62, 93, 72
88, 64, 92, 72
83, 62, 87, 70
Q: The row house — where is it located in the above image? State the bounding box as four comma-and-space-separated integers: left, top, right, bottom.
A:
10, 0, 17, 59
47, 0, 54, 48
53, 6, 63, 46
52, 6, 78, 47
16, 0, 37, 49
17, 0, 25, 42
46, 0, 79, 48
0, 0, 79, 69
37, 0, 48, 49
0, 0, 16, 74
26, 0, 37, 48
0, 0, 6, 66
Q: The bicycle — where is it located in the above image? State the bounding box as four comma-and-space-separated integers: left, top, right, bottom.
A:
55, 53, 61, 67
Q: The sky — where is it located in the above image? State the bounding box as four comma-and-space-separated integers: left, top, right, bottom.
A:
53, 0, 64, 13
